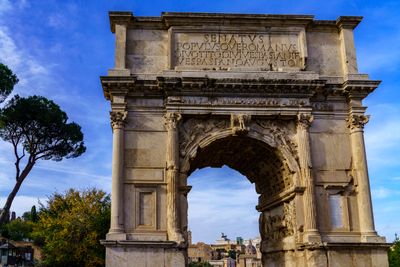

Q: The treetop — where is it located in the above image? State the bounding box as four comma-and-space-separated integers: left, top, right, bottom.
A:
0, 63, 18, 103
0, 95, 86, 162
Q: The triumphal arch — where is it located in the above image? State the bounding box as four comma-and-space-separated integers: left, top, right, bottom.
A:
101, 11, 389, 266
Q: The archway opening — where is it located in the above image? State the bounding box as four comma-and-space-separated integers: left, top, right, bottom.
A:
188, 166, 259, 244
183, 135, 294, 265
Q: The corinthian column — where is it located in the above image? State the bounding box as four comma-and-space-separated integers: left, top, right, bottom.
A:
297, 114, 320, 243
109, 111, 127, 234
347, 114, 376, 238
164, 112, 184, 245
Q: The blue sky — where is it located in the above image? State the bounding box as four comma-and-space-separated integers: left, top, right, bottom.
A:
0, 0, 399, 244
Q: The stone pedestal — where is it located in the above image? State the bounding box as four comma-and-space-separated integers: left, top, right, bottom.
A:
103, 241, 186, 267
263, 244, 389, 267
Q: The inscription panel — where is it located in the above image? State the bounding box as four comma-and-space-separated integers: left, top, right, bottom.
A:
170, 28, 306, 71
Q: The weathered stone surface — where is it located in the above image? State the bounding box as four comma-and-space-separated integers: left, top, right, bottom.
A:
106, 245, 185, 267
102, 11, 388, 267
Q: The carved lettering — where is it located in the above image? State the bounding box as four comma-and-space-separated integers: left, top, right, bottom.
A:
174, 32, 303, 70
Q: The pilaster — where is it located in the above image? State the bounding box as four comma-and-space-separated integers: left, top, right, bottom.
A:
297, 113, 321, 243
164, 112, 185, 245
108, 111, 128, 238
346, 114, 378, 241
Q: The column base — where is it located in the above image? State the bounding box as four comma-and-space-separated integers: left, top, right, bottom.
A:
102, 240, 186, 267
361, 233, 386, 243
106, 232, 127, 240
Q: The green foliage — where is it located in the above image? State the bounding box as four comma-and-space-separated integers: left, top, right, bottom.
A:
0, 218, 33, 241
0, 94, 86, 225
22, 205, 39, 223
0, 63, 18, 103
0, 95, 86, 161
32, 188, 111, 267
389, 234, 400, 267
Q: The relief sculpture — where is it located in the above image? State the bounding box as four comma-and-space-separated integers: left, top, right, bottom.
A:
231, 114, 251, 135
260, 202, 295, 242
179, 118, 230, 158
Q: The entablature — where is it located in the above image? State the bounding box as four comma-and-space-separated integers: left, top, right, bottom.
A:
101, 73, 380, 105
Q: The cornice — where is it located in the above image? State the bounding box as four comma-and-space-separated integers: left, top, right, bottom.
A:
101, 76, 136, 100
342, 79, 381, 99
109, 11, 133, 33
336, 16, 363, 30
312, 79, 380, 99
107, 11, 362, 32
101, 74, 379, 101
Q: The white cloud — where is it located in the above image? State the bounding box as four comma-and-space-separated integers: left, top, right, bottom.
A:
364, 104, 400, 168
365, 106, 400, 149
358, 40, 400, 73
0, 195, 46, 217
0, 26, 22, 69
372, 186, 400, 199
188, 167, 260, 244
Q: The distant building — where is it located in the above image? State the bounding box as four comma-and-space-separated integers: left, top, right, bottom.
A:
237, 239, 261, 267
188, 242, 213, 264
189, 233, 261, 267
0, 239, 39, 266
209, 257, 236, 267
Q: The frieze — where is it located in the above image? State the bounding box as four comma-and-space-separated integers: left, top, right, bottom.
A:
167, 96, 309, 107
311, 102, 333, 111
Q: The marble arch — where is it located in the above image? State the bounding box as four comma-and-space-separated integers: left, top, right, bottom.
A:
101, 11, 389, 267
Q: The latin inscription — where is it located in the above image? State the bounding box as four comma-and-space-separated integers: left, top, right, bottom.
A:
173, 32, 303, 70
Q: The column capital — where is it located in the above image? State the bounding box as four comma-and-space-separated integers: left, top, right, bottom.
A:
164, 112, 182, 131
346, 114, 369, 131
297, 113, 314, 130
110, 111, 128, 129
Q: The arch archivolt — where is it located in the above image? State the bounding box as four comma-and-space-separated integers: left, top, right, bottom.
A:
178, 115, 301, 181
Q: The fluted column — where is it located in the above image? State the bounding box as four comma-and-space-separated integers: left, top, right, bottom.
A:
109, 111, 127, 234
164, 112, 184, 245
347, 114, 376, 237
297, 114, 320, 243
